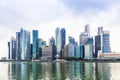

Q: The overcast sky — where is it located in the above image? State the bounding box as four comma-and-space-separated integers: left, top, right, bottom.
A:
0, 0, 120, 58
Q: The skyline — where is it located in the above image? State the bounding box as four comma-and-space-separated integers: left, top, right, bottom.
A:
0, 0, 120, 58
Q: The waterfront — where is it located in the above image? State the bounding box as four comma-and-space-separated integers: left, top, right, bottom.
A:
0, 62, 120, 80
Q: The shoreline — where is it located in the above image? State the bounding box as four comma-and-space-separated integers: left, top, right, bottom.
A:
0, 59, 120, 63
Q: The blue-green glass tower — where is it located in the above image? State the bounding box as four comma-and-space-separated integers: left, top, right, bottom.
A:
55, 27, 61, 57
32, 30, 38, 59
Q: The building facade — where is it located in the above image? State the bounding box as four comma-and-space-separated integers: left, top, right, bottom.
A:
84, 45, 93, 59
10, 37, 16, 60
102, 31, 111, 53
16, 28, 31, 60
95, 35, 101, 58
32, 30, 38, 59
55, 27, 61, 57
79, 32, 89, 45
61, 28, 66, 49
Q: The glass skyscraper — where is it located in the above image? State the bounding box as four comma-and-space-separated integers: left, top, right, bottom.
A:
85, 24, 90, 37
69, 36, 75, 44
49, 37, 55, 46
16, 28, 31, 60
32, 30, 38, 59
10, 37, 16, 60
55, 27, 61, 56
60, 28, 66, 49
95, 35, 101, 58
79, 32, 89, 45
102, 31, 111, 53
8, 42, 10, 60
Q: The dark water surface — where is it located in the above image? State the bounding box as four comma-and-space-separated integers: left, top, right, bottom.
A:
0, 62, 120, 80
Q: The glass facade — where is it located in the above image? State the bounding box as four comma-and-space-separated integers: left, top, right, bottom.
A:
95, 35, 101, 58
49, 37, 55, 46
69, 36, 75, 44
32, 30, 38, 59
61, 28, 66, 49
102, 31, 111, 53
8, 42, 10, 59
55, 27, 61, 56
79, 32, 89, 45
10, 37, 16, 60
16, 28, 31, 60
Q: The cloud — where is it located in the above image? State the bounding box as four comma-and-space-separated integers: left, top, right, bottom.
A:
61, 0, 120, 14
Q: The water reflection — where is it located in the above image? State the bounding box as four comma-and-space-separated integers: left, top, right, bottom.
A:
5, 62, 120, 80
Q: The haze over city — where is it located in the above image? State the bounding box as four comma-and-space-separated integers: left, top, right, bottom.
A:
0, 0, 120, 58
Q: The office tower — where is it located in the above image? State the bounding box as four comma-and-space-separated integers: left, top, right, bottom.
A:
87, 37, 93, 45
55, 27, 61, 56
30, 44, 33, 60
16, 28, 31, 60
60, 28, 66, 49
49, 37, 55, 46
10, 37, 16, 60
69, 36, 75, 44
98, 27, 103, 35
85, 24, 90, 37
41, 46, 53, 61
68, 43, 75, 57
8, 42, 10, 60
75, 46, 80, 58
79, 32, 89, 45
102, 31, 111, 53
32, 30, 38, 59
62, 45, 68, 58
84, 45, 93, 59
95, 35, 101, 58
16, 32, 21, 60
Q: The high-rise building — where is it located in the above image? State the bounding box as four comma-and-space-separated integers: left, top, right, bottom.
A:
16, 32, 21, 60
79, 32, 89, 45
68, 44, 75, 57
95, 35, 101, 58
8, 42, 10, 60
98, 27, 103, 35
102, 31, 111, 53
75, 45, 84, 58
85, 24, 90, 37
49, 37, 55, 46
10, 37, 16, 60
32, 30, 38, 59
84, 44, 93, 59
60, 28, 66, 49
55, 27, 61, 57
16, 28, 31, 60
69, 36, 75, 44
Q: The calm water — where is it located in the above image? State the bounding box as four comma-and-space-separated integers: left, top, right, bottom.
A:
0, 62, 120, 80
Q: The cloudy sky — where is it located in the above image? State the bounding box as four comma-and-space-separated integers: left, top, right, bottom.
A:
0, 0, 120, 58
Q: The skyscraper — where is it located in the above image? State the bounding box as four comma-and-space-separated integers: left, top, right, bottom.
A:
49, 37, 55, 46
95, 35, 101, 58
79, 32, 89, 45
10, 37, 16, 60
85, 24, 90, 37
16, 28, 31, 60
98, 27, 103, 35
32, 30, 38, 59
102, 31, 111, 53
55, 27, 61, 56
8, 42, 10, 60
60, 28, 66, 49
69, 36, 75, 44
